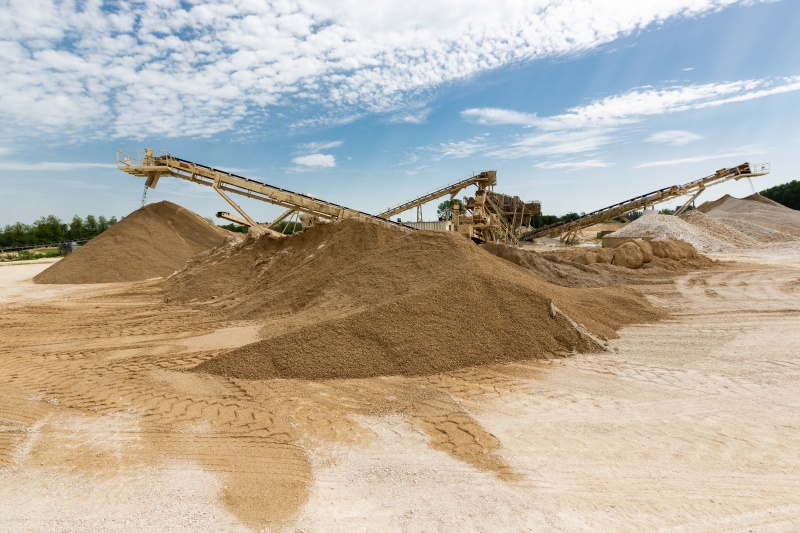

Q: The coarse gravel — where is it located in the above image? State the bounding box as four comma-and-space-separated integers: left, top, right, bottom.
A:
608, 213, 733, 253
679, 210, 759, 248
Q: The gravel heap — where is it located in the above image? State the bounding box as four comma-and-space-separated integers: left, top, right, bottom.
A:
712, 217, 797, 243
34, 201, 231, 284
164, 220, 665, 380
608, 213, 733, 253
699, 194, 800, 239
610, 195, 800, 253
679, 210, 759, 248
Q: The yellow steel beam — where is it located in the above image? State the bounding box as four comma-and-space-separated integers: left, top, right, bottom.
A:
117, 149, 412, 232
520, 162, 770, 242
378, 170, 497, 219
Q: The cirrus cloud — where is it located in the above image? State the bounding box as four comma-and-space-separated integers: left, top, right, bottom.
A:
645, 130, 704, 146
291, 153, 336, 168
0, 0, 766, 142
455, 75, 800, 161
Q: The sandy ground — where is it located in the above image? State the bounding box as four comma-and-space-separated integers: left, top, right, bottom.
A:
1, 251, 799, 531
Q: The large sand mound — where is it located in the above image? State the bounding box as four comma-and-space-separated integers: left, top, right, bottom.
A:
608, 213, 733, 253
34, 201, 230, 284
164, 220, 665, 380
484, 238, 712, 288
678, 210, 759, 248
699, 195, 800, 238
608, 195, 800, 252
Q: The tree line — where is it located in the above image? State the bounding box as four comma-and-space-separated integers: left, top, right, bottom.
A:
761, 180, 799, 210
216, 221, 302, 234
0, 214, 118, 248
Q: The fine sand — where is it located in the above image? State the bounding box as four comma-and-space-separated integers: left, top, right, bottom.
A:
166, 220, 664, 380
34, 201, 231, 284
1, 240, 798, 530
609, 194, 800, 253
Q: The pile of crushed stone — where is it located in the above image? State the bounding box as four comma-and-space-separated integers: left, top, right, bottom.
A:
35, 201, 231, 284
608, 195, 800, 254
698, 194, 800, 239
608, 213, 732, 253
164, 220, 666, 380
678, 210, 759, 248
485, 239, 712, 287
712, 217, 797, 243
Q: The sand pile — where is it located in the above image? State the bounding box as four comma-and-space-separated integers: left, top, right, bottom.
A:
164, 220, 665, 380
711, 217, 796, 243
679, 210, 759, 248
608, 213, 732, 253
556, 238, 700, 269
35, 201, 231, 284
484, 239, 711, 288
698, 194, 800, 239
552, 238, 704, 269
609, 196, 800, 254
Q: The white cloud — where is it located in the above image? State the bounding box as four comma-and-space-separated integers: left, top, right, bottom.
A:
388, 108, 433, 125
491, 130, 614, 158
445, 75, 800, 162
437, 135, 491, 159
0, 0, 765, 142
0, 161, 117, 171
682, 67, 696, 71
297, 140, 344, 152
291, 153, 336, 168
466, 76, 800, 132
461, 108, 537, 127
534, 159, 611, 170
645, 130, 704, 146
633, 147, 766, 168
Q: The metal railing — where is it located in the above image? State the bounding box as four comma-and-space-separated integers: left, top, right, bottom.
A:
1, 238, 92, 253
378, 171, 496, 218
117, 149, 413, 232
519, 162, 770, 242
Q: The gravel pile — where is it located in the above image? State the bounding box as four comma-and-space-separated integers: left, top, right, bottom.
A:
701, 195, 800, 238
34, 201, 231, 284
608, 213, 733, 253
164, 220, 664, 380
714, 217, 797, 243
679, 210, 759, 248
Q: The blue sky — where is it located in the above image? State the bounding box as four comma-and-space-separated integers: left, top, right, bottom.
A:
1, 0, 799, 225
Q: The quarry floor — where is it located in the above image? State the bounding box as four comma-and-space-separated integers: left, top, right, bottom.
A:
1, 250, 799, 532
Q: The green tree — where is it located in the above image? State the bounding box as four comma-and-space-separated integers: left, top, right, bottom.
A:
437, 199, 457, 221
217, 223, 248, 234
85, 215, 98, 235
275, 221, 302, 234
761, 180, 800, 210
32, 215, 67, 243
1, 214, 119, 249
69, 215, 85, 239
6, 223, 33, 246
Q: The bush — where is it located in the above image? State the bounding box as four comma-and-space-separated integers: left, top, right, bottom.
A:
1, 214, 117, 248
761, 180, 800, 210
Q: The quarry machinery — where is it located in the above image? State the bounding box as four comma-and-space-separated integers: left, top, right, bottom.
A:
456, 189, 522, 245
378, 170, 498, 222
379, 170, 540, 244
520, 162, 770, 243
485, 191, 541, 234
216, 209, 307, 234
216, 211, 252, 227
117, 149, 413, 235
